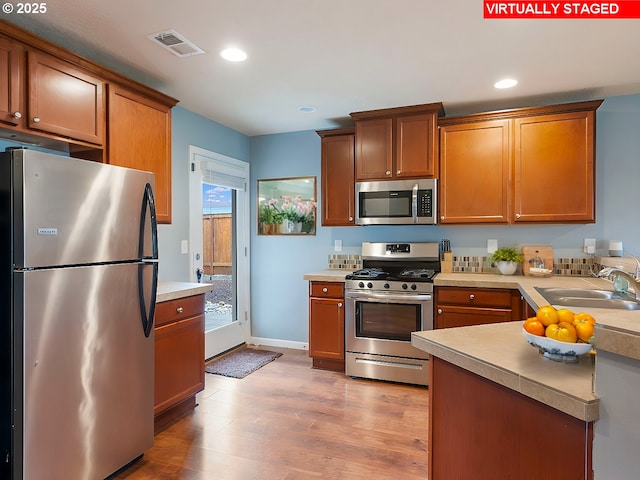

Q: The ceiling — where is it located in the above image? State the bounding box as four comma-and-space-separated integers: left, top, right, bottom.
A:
5, 0, 640, 136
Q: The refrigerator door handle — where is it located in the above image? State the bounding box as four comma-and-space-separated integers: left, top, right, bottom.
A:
138, 182, 158, 337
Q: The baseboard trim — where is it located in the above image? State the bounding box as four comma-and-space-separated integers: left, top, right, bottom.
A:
250, 336, 308, 351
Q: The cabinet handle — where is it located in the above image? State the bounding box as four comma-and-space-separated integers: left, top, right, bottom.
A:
437, 308, 442, 314
176, 307, 184, 314
396, 170, 401, 175
440, 215, 445, 221
348, 216, 353, 221
515, 213, 521, 219
338, 302, 343, 308
469, 294, 475, 300
12, 111, 22, 119
385, 170, 391, 175
32, 117, 40, 123
322, 287, 328, 293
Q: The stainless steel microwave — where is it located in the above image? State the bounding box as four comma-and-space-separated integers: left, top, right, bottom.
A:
355, 179, 437, 225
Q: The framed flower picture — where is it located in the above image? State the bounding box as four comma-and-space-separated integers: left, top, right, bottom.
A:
257, 177, 316, 235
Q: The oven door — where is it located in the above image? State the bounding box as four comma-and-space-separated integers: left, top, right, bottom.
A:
345, 290, 433, 359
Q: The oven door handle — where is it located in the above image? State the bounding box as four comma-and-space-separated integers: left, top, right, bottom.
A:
346, 292, 432, 303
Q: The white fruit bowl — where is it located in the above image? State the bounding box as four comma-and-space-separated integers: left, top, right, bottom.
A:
522, 328, 593, 362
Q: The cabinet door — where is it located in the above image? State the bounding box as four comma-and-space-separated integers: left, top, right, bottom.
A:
435, 305, 512, 329
0, 35, 22, 127
514, 110, 595, 222
355, 117, 393, 180
321, 133, 355, 226
396, 113, 438, 178
154, 314, 205, 416
108, 86, 172, 224
309, 297, 345, 361
439, 119, 511, 224
27, 50, 105, 145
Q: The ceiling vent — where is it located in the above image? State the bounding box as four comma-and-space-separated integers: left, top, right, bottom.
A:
146, 29, 205, 58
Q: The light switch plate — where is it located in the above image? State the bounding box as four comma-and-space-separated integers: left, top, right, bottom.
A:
487, 239, 498, 254
334, 239, 342, 252
181, 239, 189, 254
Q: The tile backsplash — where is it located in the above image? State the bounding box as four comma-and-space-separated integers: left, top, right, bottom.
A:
328, 253, 599, 277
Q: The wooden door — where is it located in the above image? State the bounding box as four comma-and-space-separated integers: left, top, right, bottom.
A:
154, 313, 205, 415
514, 110, 595, 223
309, 297, 345, 361
355, 117, 393, 180
27, 49, 105, 145
108, 85, 172, 223
320, 131, 355, 226
395, 112, 438, 178
0, 35, 22, 127
439, 119, 511, 224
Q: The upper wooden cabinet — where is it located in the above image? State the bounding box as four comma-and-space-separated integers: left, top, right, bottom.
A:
108, 86, 173, 224
439, 100, 602, 225
0, 35, 22, 127
439, 119, 511, 224
27, 49, 105, 145
317, 128, 355, 226
0, 21, 178, 223
351, 103, 444, 181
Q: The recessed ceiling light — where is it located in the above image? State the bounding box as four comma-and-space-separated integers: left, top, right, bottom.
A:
494, 78, 518, 89
220, 47, 247, 62
298, 105, 318, 113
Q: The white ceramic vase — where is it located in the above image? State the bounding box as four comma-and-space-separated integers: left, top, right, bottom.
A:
496, 261, 518, 275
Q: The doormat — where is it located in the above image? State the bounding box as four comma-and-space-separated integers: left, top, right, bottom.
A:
205, 348, 282, 379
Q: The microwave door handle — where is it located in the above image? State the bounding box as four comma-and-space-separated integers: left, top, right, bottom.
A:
412, 183, 418, 223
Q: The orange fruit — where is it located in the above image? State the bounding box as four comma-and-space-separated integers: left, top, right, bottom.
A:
574, 318, 595, 343
573, 312, 596, 326
523, 317, 545, 336
545, 322, 578, 343
536, 305, 559, 327
556, 308, 575, 324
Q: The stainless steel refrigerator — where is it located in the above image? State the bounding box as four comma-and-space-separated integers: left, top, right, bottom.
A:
0, 148, 158, 479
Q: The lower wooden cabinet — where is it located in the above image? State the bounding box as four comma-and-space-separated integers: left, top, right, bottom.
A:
154, 294, 205, 430
435, 286, 522, 328
429, 358, 593, 479
308, 281, 345, 372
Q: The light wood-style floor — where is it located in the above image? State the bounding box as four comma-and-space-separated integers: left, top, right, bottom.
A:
115, 347, 429, 480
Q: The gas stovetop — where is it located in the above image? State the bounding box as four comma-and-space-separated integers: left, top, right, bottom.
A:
345, 242, 441, 294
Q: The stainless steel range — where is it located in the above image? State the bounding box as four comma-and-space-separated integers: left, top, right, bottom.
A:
345, 242, 439, 386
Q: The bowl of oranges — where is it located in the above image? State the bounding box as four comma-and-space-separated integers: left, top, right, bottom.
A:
522, 305, 595, 362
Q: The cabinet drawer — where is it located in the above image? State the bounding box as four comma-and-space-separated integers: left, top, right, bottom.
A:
310, 281, 344, 299
436, 287, 512, 308
155, 294, 205, 327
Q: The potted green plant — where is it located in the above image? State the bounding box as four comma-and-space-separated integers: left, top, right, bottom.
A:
491, 247, 523, 275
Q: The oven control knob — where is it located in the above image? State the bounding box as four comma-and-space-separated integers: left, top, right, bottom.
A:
367, 282, 373, 289
384, 283, 390, 289
411, 284, 417, 290
358, 282, 365, 288
402, 283, 408, 290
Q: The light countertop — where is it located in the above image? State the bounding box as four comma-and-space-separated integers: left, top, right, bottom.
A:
412, 321, 598, 421
157, 281, 213, 303
303, 269, 352, 282
436, 273, 640, 360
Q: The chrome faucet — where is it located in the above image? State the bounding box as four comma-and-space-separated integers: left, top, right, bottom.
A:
597, 265, 640, 300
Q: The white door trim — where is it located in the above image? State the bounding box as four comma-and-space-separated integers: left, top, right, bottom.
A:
188, 145, 251, 358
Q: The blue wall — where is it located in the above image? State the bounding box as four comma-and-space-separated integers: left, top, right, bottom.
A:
159, 106, 250, 281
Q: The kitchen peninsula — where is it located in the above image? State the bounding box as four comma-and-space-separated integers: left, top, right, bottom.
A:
413, 273, 640, 480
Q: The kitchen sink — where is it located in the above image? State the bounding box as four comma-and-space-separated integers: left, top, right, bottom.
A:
535, 287, 640, 310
